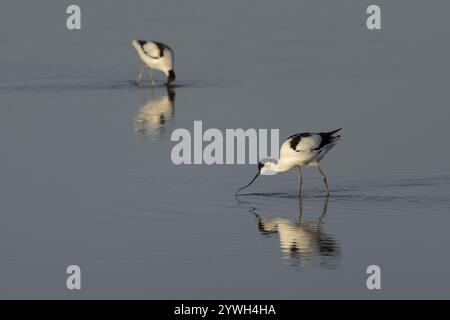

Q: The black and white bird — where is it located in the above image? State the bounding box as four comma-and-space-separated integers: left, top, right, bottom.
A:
237, 129, 342, 196
132, 39, 175, 86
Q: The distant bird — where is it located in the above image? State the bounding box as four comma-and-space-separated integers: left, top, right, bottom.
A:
236, 129, 342, 196
132, 39, 175, 86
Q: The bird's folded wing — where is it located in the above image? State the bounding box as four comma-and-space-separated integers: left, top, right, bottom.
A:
291, 134, 322, 152
142, 42, 162, 59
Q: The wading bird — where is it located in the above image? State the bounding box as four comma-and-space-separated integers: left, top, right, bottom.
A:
132, 39, 176, 86
236, 129, 342, 196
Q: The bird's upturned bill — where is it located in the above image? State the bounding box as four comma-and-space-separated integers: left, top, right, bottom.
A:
236, 172, 260, 196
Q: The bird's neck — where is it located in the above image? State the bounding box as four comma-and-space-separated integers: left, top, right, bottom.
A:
265, 161, 292, 173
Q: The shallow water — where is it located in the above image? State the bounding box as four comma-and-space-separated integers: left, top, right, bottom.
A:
1, 0, 450, 299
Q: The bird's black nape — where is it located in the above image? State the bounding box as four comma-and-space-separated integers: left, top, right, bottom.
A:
257, 161, 264, 172
137, 40, 147, 48
235, 162, 264, 196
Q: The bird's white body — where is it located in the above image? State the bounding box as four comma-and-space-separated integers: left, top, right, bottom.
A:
132, 39, 175, 85
261, 131, 341, 174
237, 129, 342, 196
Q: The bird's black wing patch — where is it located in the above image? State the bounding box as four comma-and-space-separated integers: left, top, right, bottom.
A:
138, 40, 163, 59
153, 41, 172, 58
288, 133, 312, 151
313, 130, 341, 151
153, 42, 165, 57
313, 134, 331, 151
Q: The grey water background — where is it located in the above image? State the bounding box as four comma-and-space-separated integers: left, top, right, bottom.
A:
1, 0, 450, 299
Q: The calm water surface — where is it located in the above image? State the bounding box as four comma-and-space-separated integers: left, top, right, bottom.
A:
1, 1, 450, 299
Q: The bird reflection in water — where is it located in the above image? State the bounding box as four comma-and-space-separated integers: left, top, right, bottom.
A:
134, 87, 175, 141
250, 196, 341, 269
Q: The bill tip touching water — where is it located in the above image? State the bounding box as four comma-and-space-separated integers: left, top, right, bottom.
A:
236, 129, 342, 197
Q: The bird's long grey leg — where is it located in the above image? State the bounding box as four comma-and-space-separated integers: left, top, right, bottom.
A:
135, 66, 145, 86
318, 194, 329, 224
317, 164, 330, 196
150, 68, 155, 86
297, 196, 303, 222
297, 166, 303, 197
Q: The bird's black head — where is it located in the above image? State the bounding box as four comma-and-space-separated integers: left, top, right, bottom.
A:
137, 40, 147, 47
167, 70, 176, 85
257, 161, 264, 173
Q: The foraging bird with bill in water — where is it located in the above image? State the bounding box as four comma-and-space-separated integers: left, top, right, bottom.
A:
236, 129, 342, 196
132, 39, 176, 86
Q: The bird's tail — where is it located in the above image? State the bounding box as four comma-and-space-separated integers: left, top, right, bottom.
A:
327, 128, 342, 136
324, 128, 342, 143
